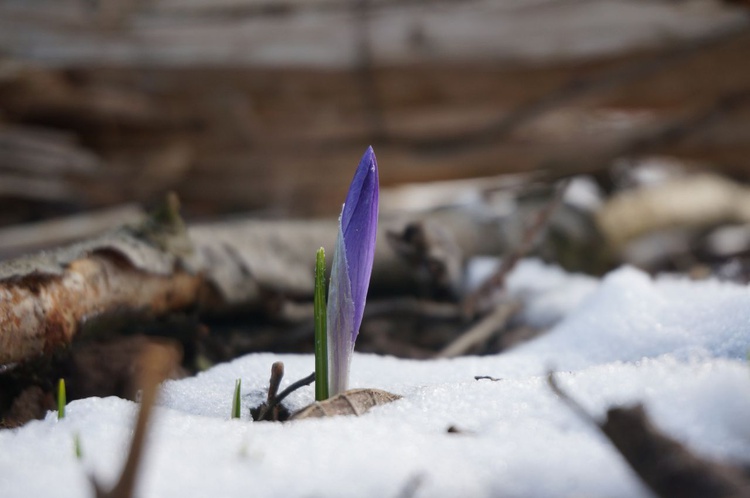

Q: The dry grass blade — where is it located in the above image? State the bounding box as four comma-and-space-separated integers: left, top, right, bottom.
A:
91, 341, 182, 498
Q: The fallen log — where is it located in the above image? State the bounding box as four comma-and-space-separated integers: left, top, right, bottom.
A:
0, 191, 534, 365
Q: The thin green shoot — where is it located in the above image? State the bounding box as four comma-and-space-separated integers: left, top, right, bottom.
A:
231, 378, 241, 419
57, 378, 66, 420
73, 433, 83, 460
314, 247, 329, 401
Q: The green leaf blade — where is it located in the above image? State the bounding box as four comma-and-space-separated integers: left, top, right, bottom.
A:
314, 247, 329, 401
231, 378, 241, 419
57, 378, 66, 420
73, 433, 83, 460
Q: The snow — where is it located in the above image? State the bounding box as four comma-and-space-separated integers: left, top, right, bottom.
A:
2, 260, 750, 498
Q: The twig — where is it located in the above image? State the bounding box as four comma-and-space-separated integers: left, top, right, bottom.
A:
92, 342, 181, 498
546, 371, 599, 428
255, 361, 285, 421
367, 331, 436, 360
365, 298, 462, 320
273, 372, 316, 407
256, 361, 315, 421
474, 375, 501, 382
492, 325, 544, 352
267, 361, 284, 404
279, 297, 461, 348
436, 300, 521, 358
547, 371, 750, 498
462, 179, 570, 318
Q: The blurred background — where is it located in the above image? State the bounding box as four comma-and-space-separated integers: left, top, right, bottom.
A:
1, 0, 750, 271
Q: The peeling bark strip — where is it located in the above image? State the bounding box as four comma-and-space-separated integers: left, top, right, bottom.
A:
290, 388, 401, 419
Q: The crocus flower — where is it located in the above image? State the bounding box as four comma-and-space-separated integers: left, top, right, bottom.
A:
327, 146, 379, 395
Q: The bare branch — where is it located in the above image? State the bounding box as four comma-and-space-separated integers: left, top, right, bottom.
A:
463, 179, 570, 318
546, 371, 600, 428
436, 300, 521, 358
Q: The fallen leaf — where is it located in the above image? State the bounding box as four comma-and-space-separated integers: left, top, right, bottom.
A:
290, 389, 401, 420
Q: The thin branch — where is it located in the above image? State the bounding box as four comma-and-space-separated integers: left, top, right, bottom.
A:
462, 179, 570, 318
436, 300, 521, 358
257, 372, 315, 421
273, 372, 316, 407
267, 361, 284, 404
365, 297, 462, 320
546, 371, 600, 428
256, 361, 315, 422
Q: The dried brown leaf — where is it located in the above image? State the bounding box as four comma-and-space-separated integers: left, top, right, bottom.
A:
290, 388, 401, 420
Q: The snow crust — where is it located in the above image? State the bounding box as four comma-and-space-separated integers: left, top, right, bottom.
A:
2, 261, 750, 498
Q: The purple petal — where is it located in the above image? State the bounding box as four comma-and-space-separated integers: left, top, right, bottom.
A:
325, 147, 379, 395
326, 224, 355, 395
340, 146, 379, 339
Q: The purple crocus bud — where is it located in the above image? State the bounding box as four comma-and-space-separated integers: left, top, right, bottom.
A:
327, 146, 379, 395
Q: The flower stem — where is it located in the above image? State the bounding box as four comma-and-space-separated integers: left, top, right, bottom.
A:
314, 247, 329, 401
